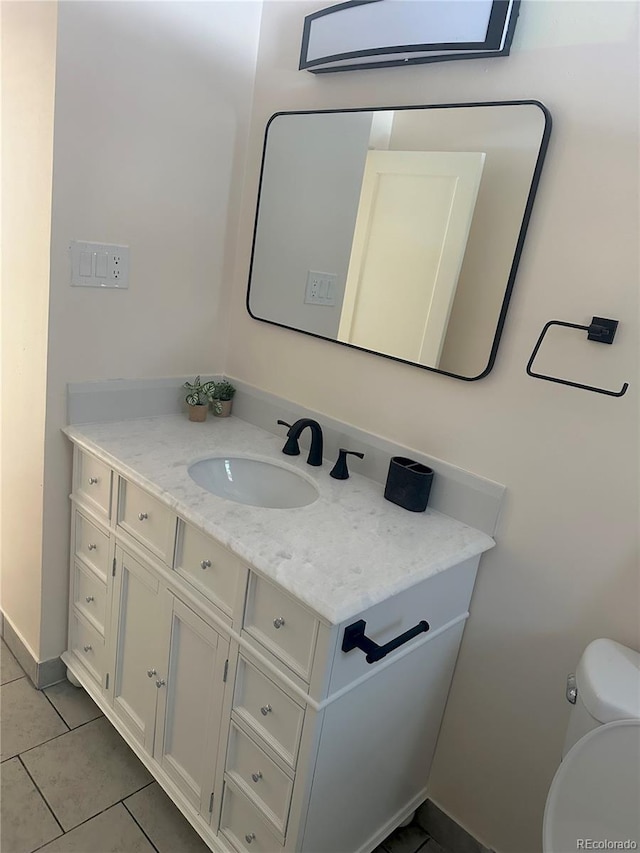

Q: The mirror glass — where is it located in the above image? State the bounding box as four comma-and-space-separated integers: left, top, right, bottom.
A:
247, 101, 550, 380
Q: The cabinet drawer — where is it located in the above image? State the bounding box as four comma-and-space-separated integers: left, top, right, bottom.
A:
118, 479, 175, 563
74, 509, 110, 581
70, 611, 105, 685
174, 522, 246, 618
225, 723, 293, 837
233, 657, 304, 770
244, 576, 318, 682
220, 783, 284, 853
73, 562, 107, 634
75, 450, 112, 519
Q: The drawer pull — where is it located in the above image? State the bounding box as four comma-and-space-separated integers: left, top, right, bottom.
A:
85, 595, 95, 603
83, 644, 92, 652
342, 618, 430, 664
245, 833, 256, 844
88, 477, 99, 485
147, 668, 157, 678
260, 704, 272, 716
200, 559, 212, 570
155, 678, 166, 688
251, 771, 263, 783
273, 616, 285, 629
138, 512, 148, 521
87, 543, 97, 551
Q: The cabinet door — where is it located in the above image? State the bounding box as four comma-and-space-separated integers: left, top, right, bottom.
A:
110, 547, 165, 753
154, 597, 229, 818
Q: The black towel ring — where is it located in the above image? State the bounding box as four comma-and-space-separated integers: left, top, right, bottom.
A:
526, 317, 629, 398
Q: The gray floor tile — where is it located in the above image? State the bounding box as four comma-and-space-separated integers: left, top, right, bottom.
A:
124, 782, 210, 853
0, 757, 62, 853
381, 823, 430, 853
1, 639, 24, 685
44, 680, 102, 729
0, 677, 68, 761
21, 716, 152, 831
37, 803, 156, 853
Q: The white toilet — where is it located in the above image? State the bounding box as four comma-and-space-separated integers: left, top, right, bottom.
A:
543, 638, 640, 852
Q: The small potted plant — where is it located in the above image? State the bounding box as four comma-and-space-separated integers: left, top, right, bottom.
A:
184, 375, 215, 422
211, 379, 236, 417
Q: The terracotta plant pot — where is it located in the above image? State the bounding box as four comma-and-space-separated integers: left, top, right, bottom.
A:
188, 404, 208, 422
213, 400, 232, 418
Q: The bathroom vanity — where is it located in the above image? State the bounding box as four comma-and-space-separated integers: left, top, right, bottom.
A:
62, 414, 494, 853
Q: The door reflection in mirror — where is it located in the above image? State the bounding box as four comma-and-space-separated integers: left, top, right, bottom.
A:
338, 149, 486, 368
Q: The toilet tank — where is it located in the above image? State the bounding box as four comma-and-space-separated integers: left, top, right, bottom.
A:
563, 639, 640, 756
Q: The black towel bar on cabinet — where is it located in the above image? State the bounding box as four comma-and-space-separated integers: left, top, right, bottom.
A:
342, 618, 430, 664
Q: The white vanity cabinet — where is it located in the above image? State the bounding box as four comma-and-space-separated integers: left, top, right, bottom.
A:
108, 545, 229, 817
63, 444, 484, 853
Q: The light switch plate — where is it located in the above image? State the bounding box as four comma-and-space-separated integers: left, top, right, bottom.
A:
305, 270, 337, 306
70, 241, 129, 288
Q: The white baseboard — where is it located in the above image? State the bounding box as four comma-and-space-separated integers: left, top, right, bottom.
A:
1, 610, 65, 688
417, 798, 495, 853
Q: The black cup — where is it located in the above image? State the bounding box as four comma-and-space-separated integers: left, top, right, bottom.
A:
384, 457, 434, 512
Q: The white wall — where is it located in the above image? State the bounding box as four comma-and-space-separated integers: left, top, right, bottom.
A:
36, 1, 262, 660
1, 1, 57, 655
225, 3, 639, 852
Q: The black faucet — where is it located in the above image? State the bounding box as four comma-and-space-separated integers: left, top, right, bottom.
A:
277, 419, 324, 466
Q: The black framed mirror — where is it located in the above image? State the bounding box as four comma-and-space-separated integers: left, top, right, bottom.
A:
247, 100, 551, 380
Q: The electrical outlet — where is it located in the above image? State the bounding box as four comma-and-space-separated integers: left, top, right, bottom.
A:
109, 252, 125, 280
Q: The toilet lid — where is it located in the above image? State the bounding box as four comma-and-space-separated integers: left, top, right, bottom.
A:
543, 720, 640, 853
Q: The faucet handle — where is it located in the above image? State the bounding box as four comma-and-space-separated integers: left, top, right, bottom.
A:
278, 420, 301, 456
330, 449, 365, 480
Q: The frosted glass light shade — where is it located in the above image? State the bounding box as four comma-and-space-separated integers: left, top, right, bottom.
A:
299, 0, 520, 73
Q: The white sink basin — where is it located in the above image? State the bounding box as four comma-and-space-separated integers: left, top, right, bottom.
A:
188, 456, 319, 508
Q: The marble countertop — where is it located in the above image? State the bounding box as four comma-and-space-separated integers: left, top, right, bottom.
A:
64, 415, 494, 625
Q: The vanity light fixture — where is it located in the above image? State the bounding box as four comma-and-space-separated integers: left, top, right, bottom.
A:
299, 0, 520, 74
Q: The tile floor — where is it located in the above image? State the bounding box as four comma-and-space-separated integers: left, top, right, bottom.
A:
1, 640, 447, 853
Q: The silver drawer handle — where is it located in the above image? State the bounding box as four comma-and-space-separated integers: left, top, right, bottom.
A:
147, 668, 157, 678
260, 704, 272, 716
245, 833, 256, 844
273, 616, 285, 629
251, 771, 263, 783
88, 477, 99, 485
200, 559, 211, 570
83, 644, 92, 652
138, 512, 148, 521
155, 678, 166, 688
85, 595, 94, 603
87, 543, 97, 551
